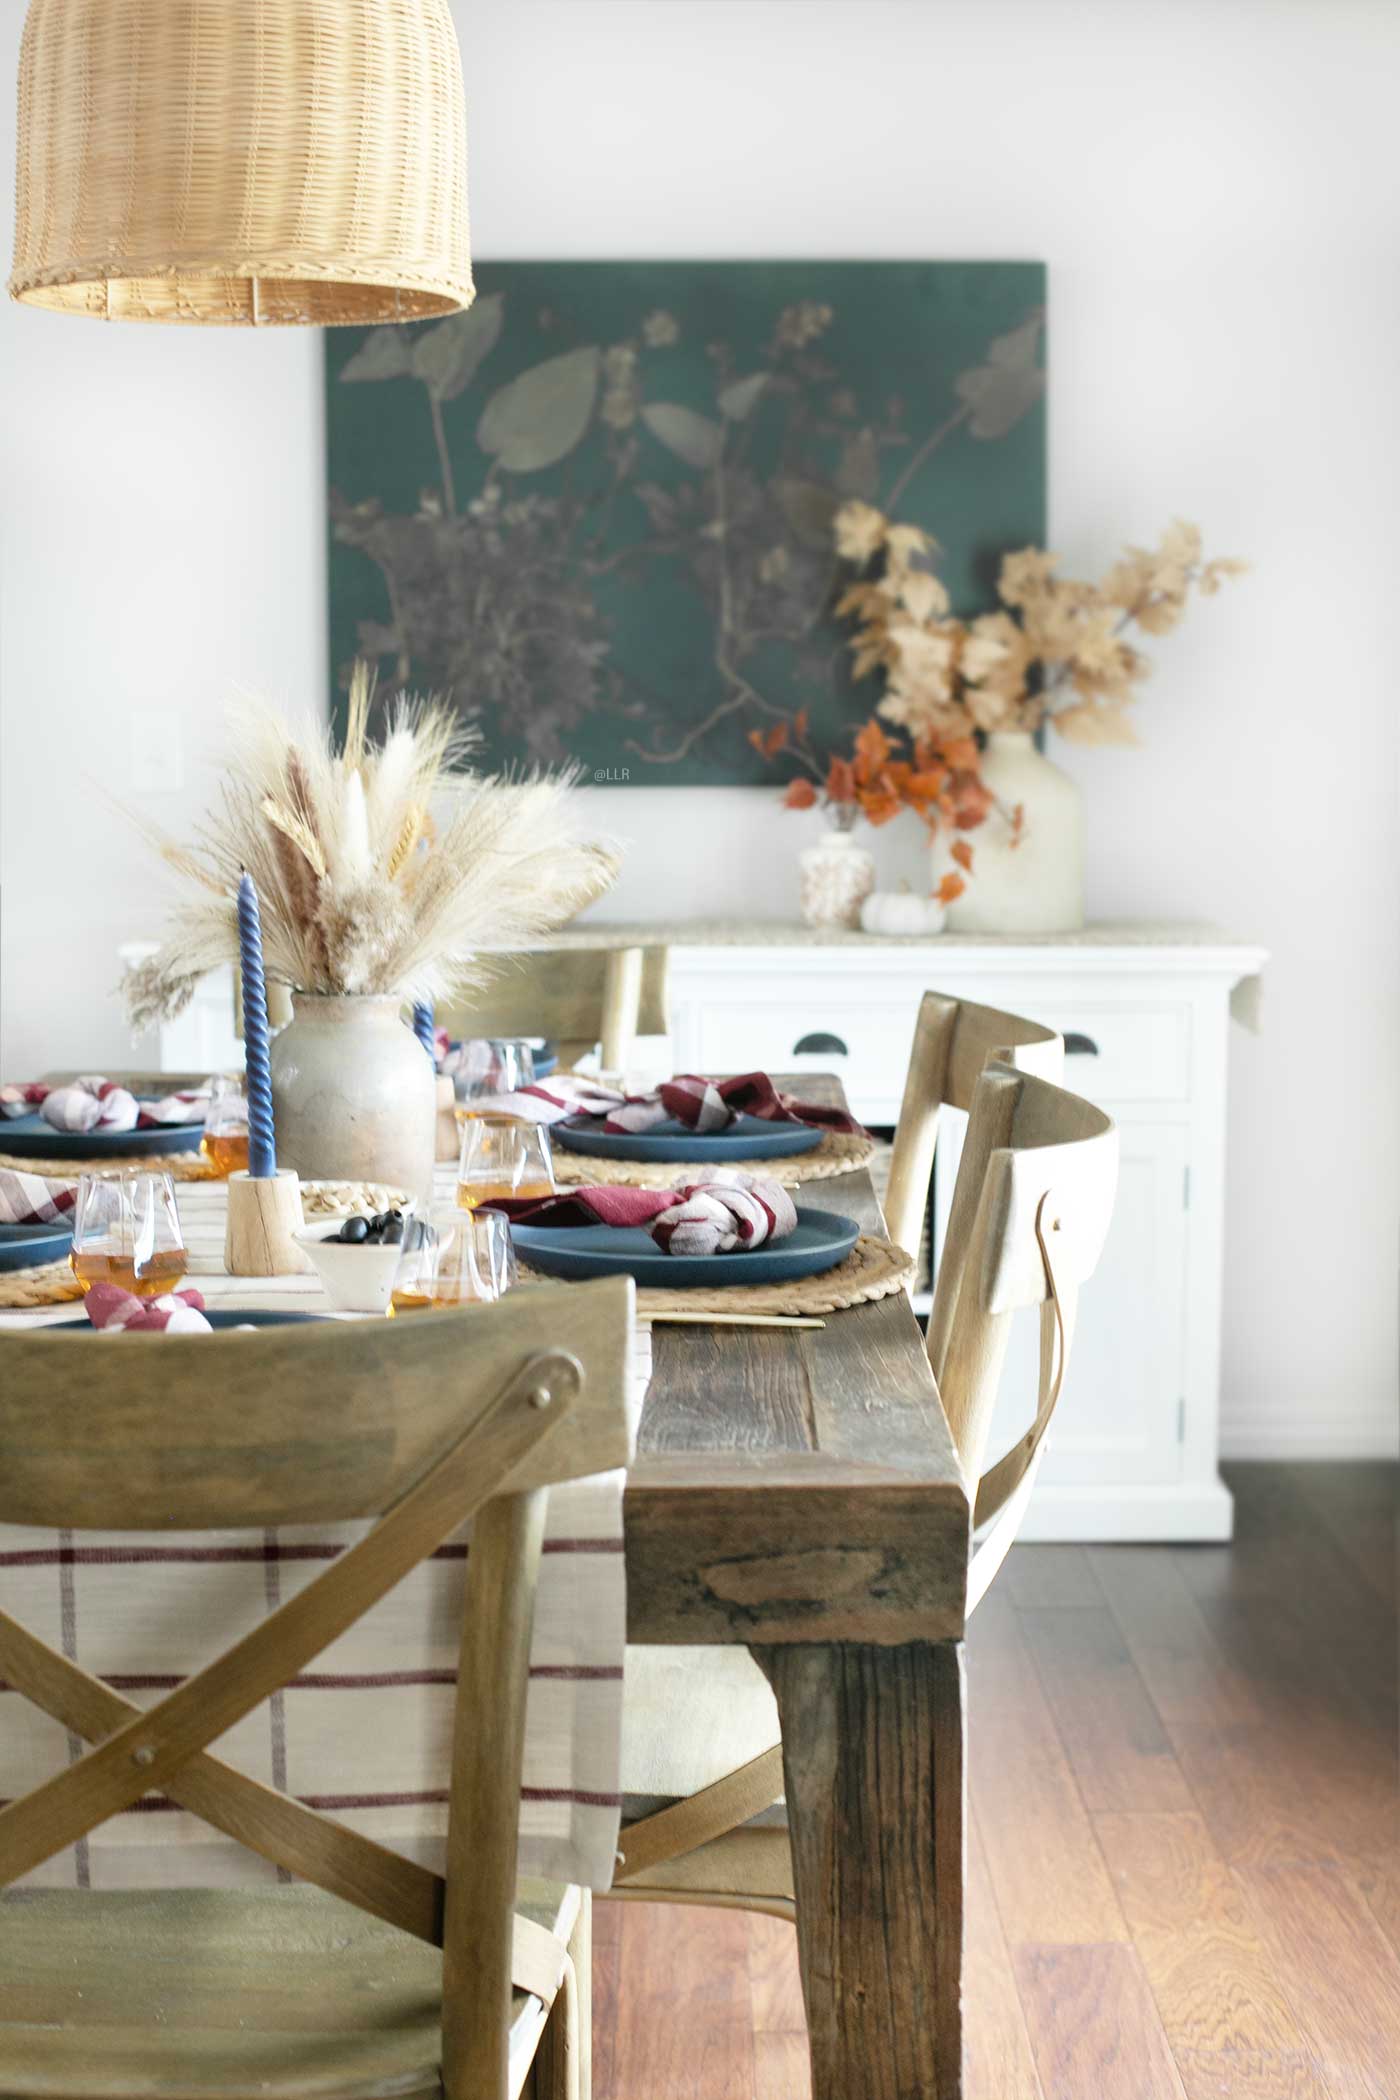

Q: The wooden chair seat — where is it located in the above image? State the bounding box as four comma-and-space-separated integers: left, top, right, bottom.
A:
0, 1882, 578, 2100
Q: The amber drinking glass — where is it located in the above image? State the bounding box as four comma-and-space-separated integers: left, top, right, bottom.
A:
69, 1170, 188, 1297
456, 1113, 554, 1212
199, 1075, 250, 1177
389, 1209, 516, 1315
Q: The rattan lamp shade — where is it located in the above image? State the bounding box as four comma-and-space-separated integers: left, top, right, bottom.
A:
10, 0, 474, 324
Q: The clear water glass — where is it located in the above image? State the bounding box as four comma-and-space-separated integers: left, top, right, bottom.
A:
69, 1169, 188, 1297
389, 1208, 517, 1314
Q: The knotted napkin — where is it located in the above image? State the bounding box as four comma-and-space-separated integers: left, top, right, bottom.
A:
0, 1168, 76, 1226
0, 1076, 208, 1134
604, 1071, 865, 1138
84, 1283, 211, 1333
493, 1169, 797, 1258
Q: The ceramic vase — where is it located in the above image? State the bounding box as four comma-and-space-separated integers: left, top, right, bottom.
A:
269, 993, 436, 1202
799, 808, 876, 931
943, 731, 1085, 934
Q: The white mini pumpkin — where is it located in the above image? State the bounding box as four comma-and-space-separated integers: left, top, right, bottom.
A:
859, 888, 946, 937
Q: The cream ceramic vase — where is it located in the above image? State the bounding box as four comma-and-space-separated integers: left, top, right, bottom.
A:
943, 731, 1085, 934
269, 993, 436, 1203
799, 808, 876, 930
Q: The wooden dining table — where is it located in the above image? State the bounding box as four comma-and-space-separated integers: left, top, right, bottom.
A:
622, 1073, 971, 2100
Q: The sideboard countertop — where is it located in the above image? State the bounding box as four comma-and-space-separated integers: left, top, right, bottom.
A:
548, 917, 1251, 951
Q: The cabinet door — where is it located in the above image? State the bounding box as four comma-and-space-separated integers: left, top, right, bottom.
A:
935, 1114, 1189, 1488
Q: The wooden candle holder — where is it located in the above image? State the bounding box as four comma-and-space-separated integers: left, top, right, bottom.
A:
435, 1075, 460, 1164
225, 1170, 308, 1277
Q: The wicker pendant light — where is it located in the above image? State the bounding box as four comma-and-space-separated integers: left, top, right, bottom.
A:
10, 0, 473, 324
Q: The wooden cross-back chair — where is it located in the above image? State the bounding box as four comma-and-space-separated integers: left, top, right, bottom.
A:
882, 988, 1066, 1267
608, 1048, 1117, 1919
440, 947, 670, 1074
0, 1276, 635, 2100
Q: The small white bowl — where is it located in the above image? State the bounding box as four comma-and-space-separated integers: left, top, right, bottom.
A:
292, 1218, 403, 1316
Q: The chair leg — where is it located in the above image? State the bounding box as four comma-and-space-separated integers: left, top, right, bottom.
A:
534, 1891, 590, 2100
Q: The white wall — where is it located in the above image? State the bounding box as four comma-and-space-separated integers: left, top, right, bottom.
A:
2, 0, 1397, 1456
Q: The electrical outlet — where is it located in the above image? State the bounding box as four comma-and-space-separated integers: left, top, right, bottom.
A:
131, 710, 185, 793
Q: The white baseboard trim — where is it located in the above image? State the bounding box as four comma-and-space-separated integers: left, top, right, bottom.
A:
1221, 1415, 1399, 1461
1016, 1477, 1234, 1543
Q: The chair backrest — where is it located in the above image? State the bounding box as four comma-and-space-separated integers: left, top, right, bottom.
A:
0, 1275, 634, 2100
882, 991, 1065, 1261
927, 1062, 1116, 1608
440, 944, 670, 1073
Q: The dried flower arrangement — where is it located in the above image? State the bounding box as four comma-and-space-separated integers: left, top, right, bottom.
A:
123, 666, 619, 1028
832, 505, 1246, 747
749, 706, 990, 906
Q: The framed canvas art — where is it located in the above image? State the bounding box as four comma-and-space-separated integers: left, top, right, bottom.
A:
326, 260, 1046, 784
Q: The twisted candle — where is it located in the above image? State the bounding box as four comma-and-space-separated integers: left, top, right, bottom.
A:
237, 872, 277, 1179
412, 1001, 435, 1059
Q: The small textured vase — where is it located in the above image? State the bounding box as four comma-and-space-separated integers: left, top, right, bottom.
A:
943, 732, 1085, 935
269, 993, 437, 1202
799, 808, 876, 930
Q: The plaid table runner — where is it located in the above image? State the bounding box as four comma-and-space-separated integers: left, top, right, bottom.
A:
0, 1167, 644, 1894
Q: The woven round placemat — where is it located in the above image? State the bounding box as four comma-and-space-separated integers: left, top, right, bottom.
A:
0, 1146, 217, 1183
521, 1231, 913, 1318
0, 1259, 84, 1309
551, 1127, 876, 1190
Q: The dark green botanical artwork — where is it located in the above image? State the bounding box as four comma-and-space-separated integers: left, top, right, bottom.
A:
326, 261, 1046, 784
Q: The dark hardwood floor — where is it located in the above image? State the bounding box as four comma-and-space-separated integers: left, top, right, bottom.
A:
593, 1463, 1399, 2099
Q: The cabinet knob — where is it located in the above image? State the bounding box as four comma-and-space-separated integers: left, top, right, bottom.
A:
793, 1031, 849, 1056
1064, 1032, 1100, 1057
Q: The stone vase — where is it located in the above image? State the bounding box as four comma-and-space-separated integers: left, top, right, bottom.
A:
799, 807, 876, 930
943, 731, 1085, 934
269, 993, 437, 1203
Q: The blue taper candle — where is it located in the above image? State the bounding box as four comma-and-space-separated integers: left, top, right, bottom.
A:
237, 872, 277, 1179
412, 1001, 435, 1059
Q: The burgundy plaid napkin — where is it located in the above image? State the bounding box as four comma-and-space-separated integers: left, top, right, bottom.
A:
85, 1283, 211, 1333
605, 1072, 866, 1139
493, 1170, 797, 1258
0, 1169, 76, 1226
1, 1076, 209, 1135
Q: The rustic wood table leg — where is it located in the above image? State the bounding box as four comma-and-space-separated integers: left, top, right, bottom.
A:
755, 1640, 966, 2100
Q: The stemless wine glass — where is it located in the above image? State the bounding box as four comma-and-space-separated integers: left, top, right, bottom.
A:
451, 1038, 537, 1115
199, 1075, 250, 1177
456, 1114, 555, 1212
68, 1169, 188, 1297
389, 1209, 516, 1315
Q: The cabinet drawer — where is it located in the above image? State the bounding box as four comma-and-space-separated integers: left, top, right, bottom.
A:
690, 998, 914, 1112
1031, 1002, 1190, 1103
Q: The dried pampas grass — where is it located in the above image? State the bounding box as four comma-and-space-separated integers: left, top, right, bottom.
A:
123, 665, 620, 1023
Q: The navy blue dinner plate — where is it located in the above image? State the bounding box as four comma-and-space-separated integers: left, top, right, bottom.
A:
552, 1111, 824, 1165
509, 1204, 859, 1289
0, 1109, 204, 1160
0, 1220, 74, 1272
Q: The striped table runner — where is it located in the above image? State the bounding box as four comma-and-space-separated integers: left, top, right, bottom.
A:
0, 1166, 646, 1894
